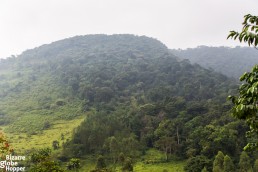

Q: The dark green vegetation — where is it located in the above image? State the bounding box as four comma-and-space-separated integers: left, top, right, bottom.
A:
227, 14, 258, 152
228, 65, 258, 151
0, 34, 256, 171
171, 46, 258, 78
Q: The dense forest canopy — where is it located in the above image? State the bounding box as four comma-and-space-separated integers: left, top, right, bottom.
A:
171, 46, 258, 78
0, 34, 254, 171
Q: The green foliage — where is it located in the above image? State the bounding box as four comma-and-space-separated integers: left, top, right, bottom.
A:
29, 161, 64, 172
201, 167, 208, 172
52, 140, 59, 150
30, 148, 52, 163
239, 151, 252, 172
184, 155, 211, 172
227, 14, 258, 47
172, 46, 258, 78
95, 155, 106, 170
103, 136, 120, 163
0, 34, 251, 171
29, 148, 64, 172
43, 121, 51, 130
228, 65, 258, 150
55, 99, 66, 106
223, 155, 234, 172
226, 14, 258, 151
254, 159, 258, 172
186, 122, 243, 159
122, 157, 133, 172
154, 119, 179, 161
212, 151, 224, 172
118, 152, 125, 164
66, 158, 80, 170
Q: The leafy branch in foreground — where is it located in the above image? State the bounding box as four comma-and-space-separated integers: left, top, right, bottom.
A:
227, 14, 258, 47
228, 65, 258, 150
228, 14, 258, 150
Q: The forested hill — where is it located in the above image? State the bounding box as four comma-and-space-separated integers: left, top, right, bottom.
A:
171, 46, 258, 78
0, 35, 250, 171
19, 34, 168, 61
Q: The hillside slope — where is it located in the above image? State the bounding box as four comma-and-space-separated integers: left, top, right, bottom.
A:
171, 46, 258, 78
0, 35, 249, 171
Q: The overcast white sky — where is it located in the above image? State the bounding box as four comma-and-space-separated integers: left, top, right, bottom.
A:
0, 0, 257, 58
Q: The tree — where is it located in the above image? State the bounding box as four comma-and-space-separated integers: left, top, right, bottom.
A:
66, 158, 80, 171
109, 136, 119, 164
29, 161, 64, 172
95, 155, 106, 170
201, 167, 208, 172
154, 136, 175, 161
227, 14, 258, 47
121, 134, 140, 158
227, 14, 258, 150
30, 148, 52, 163
52, 140, 59, 150
184, 155, 211, 172
118, 152, 125, 164
254, 159, 258, 172
223, 155, 234, 172
228, 65, 258, 150
154, 119, 177, 161
239, 151, 252, 172
29, 148, 64, 172
212, 151, 224, 172
122, 157, 133, 172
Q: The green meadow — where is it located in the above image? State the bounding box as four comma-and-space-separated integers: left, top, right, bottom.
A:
4, 117, 85, 153
79, 149, 185, 172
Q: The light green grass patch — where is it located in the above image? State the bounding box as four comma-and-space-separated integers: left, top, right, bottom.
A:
78, 160, 185, 172
134, 161, 185, 172
5, 117, 85, 153
78, 149, 185, 172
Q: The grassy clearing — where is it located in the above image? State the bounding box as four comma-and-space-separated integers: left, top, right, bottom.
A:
78, 149, 185, 172
135, 149, 185, 172
133, 161, 185, 172
5, 117, 85, 153
78, 161, 185, 172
